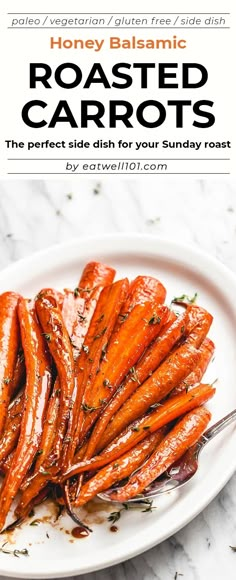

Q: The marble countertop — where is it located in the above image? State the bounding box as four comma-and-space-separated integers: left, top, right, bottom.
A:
0, 178, 236, 580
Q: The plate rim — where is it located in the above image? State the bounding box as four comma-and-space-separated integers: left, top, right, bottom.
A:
0, 232, 236, 578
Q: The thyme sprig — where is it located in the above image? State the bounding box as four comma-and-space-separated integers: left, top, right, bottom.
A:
107, 500, 155, 524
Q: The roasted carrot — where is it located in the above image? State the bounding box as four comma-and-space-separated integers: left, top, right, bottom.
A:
69, 261, 115, 352
70, 286, 101, 354
80, 303, 169, 447
17, 278, 129, 512
0, 292, 21, 437
75, 428, 166, 506
8, 350, 25, 400
34, 384, 60, 472
15, 470, 53, 518
37, 288, 64, 308
95, 343, 200, 451
75, 261, 116, 296
32, 265, 114, 475
71, 279, 129, 457
92, 308, 191, 454
114, 275, 166, 332
171, 338, 215, 396
0, 299, 52, 531
14, 486, 51, 523
35, 291, 76, 466
109, 406, 211, 501
61, 290, 85, 339
63, 383, 215, 480
0, 394, 24, 464
96, 308, 212, 448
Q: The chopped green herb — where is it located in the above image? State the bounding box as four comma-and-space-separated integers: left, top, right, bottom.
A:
171, 292, 198, 305
29, 519, 40, 527
82, 345, 90, 354
143, 425, 150, 430
39, 467, 50, 476
81, 402, 101, 413
18, 350, 25, 364
99, 398, 107, 405
108, 511, 121, 524
150, 402, 163, 409
3, 378, 11, 384
78, 313, 87, 322
103, 378, 110, 387
97, 313, 105, 323
146, 217, 161, 225
230, 546, 236, 552
149, 315, 161, 325
66, 193, 73, 200
94, 327, 107, 340
118, 313, 129, 322
100, 343, 107, 360
129, 367, 140, 384
42, 333, 52, 342
131, 426, 140, 432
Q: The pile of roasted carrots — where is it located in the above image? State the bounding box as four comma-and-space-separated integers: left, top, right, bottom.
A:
0, 261, 216, 532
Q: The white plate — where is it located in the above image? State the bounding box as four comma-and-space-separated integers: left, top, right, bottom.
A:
0, 234, 236, 579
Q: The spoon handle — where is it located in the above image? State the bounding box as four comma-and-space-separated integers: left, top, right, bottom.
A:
201, 408, 236, 446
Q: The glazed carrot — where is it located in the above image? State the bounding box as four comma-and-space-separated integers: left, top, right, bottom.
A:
14, 486, 51, 522
75, 429, 166, 506
38, 279, 127, 479
0, 451, 13, 475
71, 279, 129, 458
63, 383, 215, 480
0, 299, 52, 531
114, 275, 166, 332
93, 308, 191, 454
21, 281, 127, 506
8, 350, 25, 400
15, 470, 52, 518
80, 303, 169, 447
0, 292, 21, 436
0, 394, 24, 464
34, 385, 60, 472
97, 308, 212, 447
35, 291, 75, 465
109, 406, 211, 502
32, 266, 115, 475
69, 261, 115, 352
95, 343, 200, 450
171, 338, 215, 396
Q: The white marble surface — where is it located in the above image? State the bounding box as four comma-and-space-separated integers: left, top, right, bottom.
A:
0, 178, 236, 580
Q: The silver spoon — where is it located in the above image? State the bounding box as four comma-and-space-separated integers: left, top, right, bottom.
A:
98, 408, 236, 503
